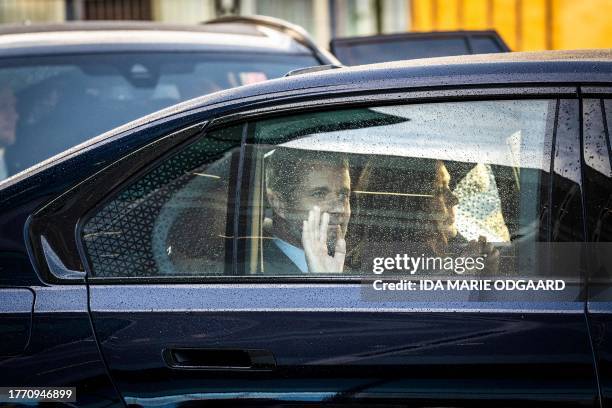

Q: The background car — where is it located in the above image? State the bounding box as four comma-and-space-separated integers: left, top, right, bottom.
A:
1, 49, 611, 407
0, 17, 338, 180
330, 29, 510, 65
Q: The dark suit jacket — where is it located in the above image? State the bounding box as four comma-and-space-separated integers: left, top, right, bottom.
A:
259, 238, 304, 276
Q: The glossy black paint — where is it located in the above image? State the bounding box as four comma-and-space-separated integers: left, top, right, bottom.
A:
0, 51, 611, 407
77, 86, 595, 405
83, 284, 595, 406
96, 310, 594, 406
0, 287, 33, 356
0, 114, 200, 407
0, 286, 122, 406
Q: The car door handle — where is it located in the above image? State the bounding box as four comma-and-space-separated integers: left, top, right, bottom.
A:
163, 347, 276, 371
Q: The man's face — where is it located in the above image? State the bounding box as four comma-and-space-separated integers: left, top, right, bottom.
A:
432, 161, 459, 240
0, 87, 18, 146
271, 162, 351, 247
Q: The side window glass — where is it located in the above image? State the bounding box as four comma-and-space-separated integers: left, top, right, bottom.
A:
241, 100, 559, 281
584, 99, 612, 299
584, 99, 612, 242
334, 38, 469, 66
81, 125, 243, 277
79, 100, 573, 285
470, 36, 504, 53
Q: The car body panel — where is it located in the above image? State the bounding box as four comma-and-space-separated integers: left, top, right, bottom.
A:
0, 50, 610, 406
75, 83, 594, 405
0, 287, 33, 356
91, 293, 594, 405
0, 285, 123, 406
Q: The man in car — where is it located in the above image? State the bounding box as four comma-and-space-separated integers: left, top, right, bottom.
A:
0, 82, 18, 181
263, 147, 351, 274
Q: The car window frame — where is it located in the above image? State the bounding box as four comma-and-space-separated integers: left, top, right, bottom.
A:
27, 120, 209, 284
28, 85, 578, 285
582, 86, 612, 309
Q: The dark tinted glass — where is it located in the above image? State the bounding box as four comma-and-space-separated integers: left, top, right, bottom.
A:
584, 99, 612, 243
0, 52, 319, 179
552, 99, 583, 243
471, 36, 505, 53
333, 37, 469, 65
246, 101, 558, 284
81, 125, 243, 278
80, 98, 583, 300
584, 99, 612, 300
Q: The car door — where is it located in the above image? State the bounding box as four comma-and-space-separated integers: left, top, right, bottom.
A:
0, 180, 122, 406
583, 88, 612, 407
30, 86, 596, 407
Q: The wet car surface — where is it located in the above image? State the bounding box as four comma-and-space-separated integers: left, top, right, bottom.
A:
0, 49, 611, 407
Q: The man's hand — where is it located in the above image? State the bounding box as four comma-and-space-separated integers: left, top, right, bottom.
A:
302, 206, 346, 273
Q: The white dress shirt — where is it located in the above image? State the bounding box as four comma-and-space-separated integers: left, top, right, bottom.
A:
273, 238, 309, 273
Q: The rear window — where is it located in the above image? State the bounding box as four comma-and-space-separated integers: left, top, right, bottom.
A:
0, 52, 320, 179
333, 37, 468, 65
471, 36, 504, 53
332, 34, 506, 66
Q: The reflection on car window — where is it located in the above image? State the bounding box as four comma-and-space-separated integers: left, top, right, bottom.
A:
248, 100, 555, 278
81, 125, 242, 278
584, 99, 612, 300
81, 100, 564, 282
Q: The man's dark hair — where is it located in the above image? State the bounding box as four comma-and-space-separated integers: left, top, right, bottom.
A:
264, 146, 350, 200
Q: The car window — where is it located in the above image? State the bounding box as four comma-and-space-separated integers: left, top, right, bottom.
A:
584, 98, 612, 299
246, 100, 555, 278
0, 52, 320, 180
584, 98, 612, 242
470, 36, 504, 53
80, 99, 564, 281
81, 125, 243, 278
332, 37, 470, 65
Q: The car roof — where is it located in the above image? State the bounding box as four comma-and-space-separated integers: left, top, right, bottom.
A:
29, 49, 612, 145
0, 20, 312, 56
2, 49, 611, 192
162, 48, 612, 113
90, 49, 611, 141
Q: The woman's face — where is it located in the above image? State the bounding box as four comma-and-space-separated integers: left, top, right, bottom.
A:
431, 161, 459, 241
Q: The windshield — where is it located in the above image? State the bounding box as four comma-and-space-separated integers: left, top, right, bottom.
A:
0, 52, 320, 180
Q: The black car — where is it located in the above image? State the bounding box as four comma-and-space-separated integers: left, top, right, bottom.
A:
331, 30, 510, 65
1, 49, 612, 407
0, 17, 338, 180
